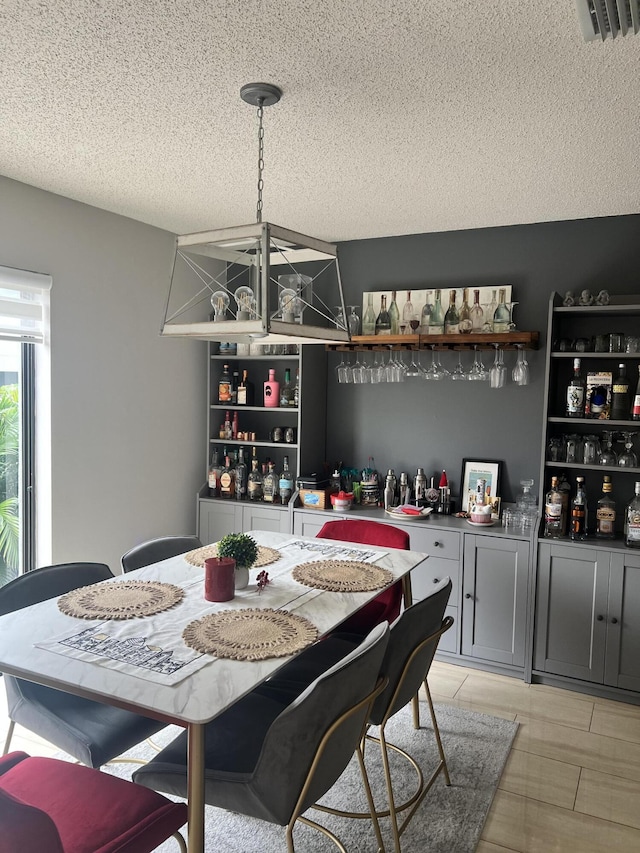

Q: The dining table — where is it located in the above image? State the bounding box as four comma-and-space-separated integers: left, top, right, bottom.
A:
0, 530, 428, 853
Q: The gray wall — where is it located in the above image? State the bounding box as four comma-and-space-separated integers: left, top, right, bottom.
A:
0, 176, 207, 572
330, 216, 640, 504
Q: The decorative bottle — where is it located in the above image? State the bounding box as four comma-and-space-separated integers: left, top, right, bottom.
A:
247, 458, 264, 501
492, 288, 510, 333
459, 288, 472, 333
625, 481, 640, 548
234, 448, 247, 500
362, 293, 376, 335
402, 291, 415, 330
428, 290, 444, 335
218, 364, 232, 403
263, 368, 280, 408
570, 476, 588, 540
236, 369, 255, 405
632, 365, 640, 421
544, 476, 564, 538
279, 456, 294, 504
375, 295, 391, 335
566, 358, 586, 417
262, 461, 278, 503
388, 290, 400, 335
485, 290, 498, 332
219, 455, 236, 499
610, 363, 631, 420
280, 368, 294, 407
444, 290, 460, 334
595, 475, 616, 539
207, 449, 221, 498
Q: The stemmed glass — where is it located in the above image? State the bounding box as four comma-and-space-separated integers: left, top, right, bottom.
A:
507, 302, 519, 332
405, 348, 423, 378
371, 350, 386, 382
490, 346, 506, 388
618, 432, 638, 468
424, 347, 445, 380
451, 351, 468, 380
598, 431, 617, 465
334, 306, 347, 332
351, 350, 367, 384
336, 352, 350, 384
512, 345, 530, 385
468, 347, 488, 381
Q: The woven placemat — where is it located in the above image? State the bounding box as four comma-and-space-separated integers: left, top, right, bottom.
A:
58, 580, 184, 620
182, 608, 318, 661
292, 560, 394, 593
183, 544, 281, 569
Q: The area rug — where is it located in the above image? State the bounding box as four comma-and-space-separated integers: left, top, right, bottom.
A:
104, 701, 517, 852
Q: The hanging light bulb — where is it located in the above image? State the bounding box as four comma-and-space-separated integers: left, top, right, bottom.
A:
279, 288, 301, 324
234, 285, 255, 320
211, 290, 230, 321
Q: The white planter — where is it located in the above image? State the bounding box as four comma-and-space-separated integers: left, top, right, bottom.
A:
235, 566, 250, 590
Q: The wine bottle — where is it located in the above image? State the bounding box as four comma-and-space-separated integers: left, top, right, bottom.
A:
566, 358, 586, 417
236, 369, 255, 405
459, 288, 472, 333
470, 289, 484, 332
362, 293, 376, 335
219, 455, 236, 499
595, 475, 616, 539
280, 368, 294, 407
610, 363, 631, 420
625, 481, 640, 548
444, 290, 460, 334
544, 476, 564, 538
570, 476, 588, 540
492, 288, 510, 333
375, 295, 391, 335
234, 448, 247, 500
428, 290, 444, 334
388, 290, 400, 335
632, 365, 640, 420
207, 449, 221, 498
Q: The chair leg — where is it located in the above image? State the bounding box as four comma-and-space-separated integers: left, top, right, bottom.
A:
411, 692, 420, 729
2, 719, 15, 756
356, 739, 387, 853
173, 830, 187, 852
423, 679, 450, 786
378, 726, 401, 853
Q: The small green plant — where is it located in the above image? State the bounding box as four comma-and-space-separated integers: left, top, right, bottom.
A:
217, 533, 259, 569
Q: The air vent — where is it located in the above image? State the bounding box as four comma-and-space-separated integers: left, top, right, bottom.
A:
575, 0, 640, 40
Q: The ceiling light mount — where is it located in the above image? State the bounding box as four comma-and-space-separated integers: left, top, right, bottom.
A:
240, 82, 282, 107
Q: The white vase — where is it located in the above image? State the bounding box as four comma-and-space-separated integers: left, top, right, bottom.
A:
235, 565, 250, 590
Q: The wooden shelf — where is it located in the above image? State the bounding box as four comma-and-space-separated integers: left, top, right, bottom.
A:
326, 331, 539, 351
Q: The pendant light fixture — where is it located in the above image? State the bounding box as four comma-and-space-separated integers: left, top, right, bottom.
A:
160, 83, 350, 344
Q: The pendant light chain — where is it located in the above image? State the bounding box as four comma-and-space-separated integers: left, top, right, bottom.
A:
256, 98, 265, 223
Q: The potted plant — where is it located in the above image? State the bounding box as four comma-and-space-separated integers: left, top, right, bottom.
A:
217, 533, 259, 590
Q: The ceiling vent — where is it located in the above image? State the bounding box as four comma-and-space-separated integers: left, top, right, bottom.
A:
575, 0, 640, 40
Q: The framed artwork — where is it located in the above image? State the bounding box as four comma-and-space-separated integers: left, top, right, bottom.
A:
459, 459, 503, 513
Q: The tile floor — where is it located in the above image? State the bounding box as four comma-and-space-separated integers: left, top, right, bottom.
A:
3, 661, 640, 851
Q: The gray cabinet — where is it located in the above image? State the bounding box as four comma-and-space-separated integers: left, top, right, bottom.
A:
462, 535, 530, 669
198, 498, 289, 544
534, 542, 640, 692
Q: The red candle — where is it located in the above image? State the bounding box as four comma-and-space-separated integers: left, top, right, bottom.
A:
204, 557, 235, 602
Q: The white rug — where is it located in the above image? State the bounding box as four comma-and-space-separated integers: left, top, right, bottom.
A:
106, 700, 517, 852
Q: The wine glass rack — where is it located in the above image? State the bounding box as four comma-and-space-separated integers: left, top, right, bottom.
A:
326, 331, 539, 351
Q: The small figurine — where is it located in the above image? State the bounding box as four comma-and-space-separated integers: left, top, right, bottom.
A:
578, 289, 594, 306
563, 291, 575, 307
595, 289, 610, 306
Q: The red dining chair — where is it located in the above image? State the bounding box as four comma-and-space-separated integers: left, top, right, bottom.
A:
0, 751, 187, 853
316, 519, 409, 634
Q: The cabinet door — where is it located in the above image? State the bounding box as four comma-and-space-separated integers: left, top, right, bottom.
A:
462, 535, 529, 668
242, 503, 290, 534
293, 510, 331, 538
197, 500, 240, 544
534, 542, 609, 682
606, 551, 640, 692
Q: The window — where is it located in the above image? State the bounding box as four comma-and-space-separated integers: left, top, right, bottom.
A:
0, 266, 51, 585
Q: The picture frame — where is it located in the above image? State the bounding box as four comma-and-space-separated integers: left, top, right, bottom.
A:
459, 459, 503, 513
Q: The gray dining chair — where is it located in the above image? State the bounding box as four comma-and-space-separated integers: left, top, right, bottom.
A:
0, 562, 168, 767
133, 622, 390, 853
121, 534, 202, 573
255, 578, 454, 853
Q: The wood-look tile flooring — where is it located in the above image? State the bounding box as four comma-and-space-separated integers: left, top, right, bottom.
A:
3, 661, 640, 851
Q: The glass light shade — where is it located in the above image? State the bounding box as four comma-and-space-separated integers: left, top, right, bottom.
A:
211, 290, 230, 321
279, 288, 301, 323
234, 285, 255, 320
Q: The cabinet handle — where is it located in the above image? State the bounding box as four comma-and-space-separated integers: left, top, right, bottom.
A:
611, 617, 618, 625
433, 541, 442, 547
465, 593, 472, 599
596, 615, 604, 621
433, 578, 440, 583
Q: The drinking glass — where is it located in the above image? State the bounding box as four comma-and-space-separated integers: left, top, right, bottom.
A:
371, 350, 386, 382
618, 432, 638, 468
468, 347, 488, 381
336, 352, 349, 384
334, 306, 346, 332
338, 353, 354, 384
506, 302, 519, 331
582, 435, 601, 466
351, 350, 367, 384
405, 349, 423, 378
434, 349, 450, 379
598, 431, 618, 465
512, 345, 530, 386
490, 346, 506, 388
424, 347, 445, 380
451, 352, 468, 380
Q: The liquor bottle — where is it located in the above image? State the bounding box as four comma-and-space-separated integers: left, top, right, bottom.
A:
234, 447, 247, 500
625, 481, 640, 548
557, 471, 571, 535
492, 288, 510, 333
459, 288, 472, 333
566, 358, 586, 417
262, 461, 278, 503
223, 411, 233, 440
362, 293, 376, 335
263, 368, 280, 408
219, 455, 236, 499
218, 364, 232, 403
388, 290, 400, 335
632, 365, 640, 420
280, 368, 294, 407
230, 369, 240, 404
293, 367, 299, 408
231, 411, 239, 440
428, 290, 445, 334
250, 445, 259, 470
570, 476, 588, 540
375, 295, 391, 335
444, 290, 460, 334
236, 369, 255, 405
544, 476, 564, 538
247, 457, 264, 501
278, 456, 294, 504
207, 449, 221, 498
610, 363, 631, 420
595, 475, 616, 539
470, 288, 484, 332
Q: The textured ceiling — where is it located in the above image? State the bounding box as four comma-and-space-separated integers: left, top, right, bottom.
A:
2, 1, 640, 242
